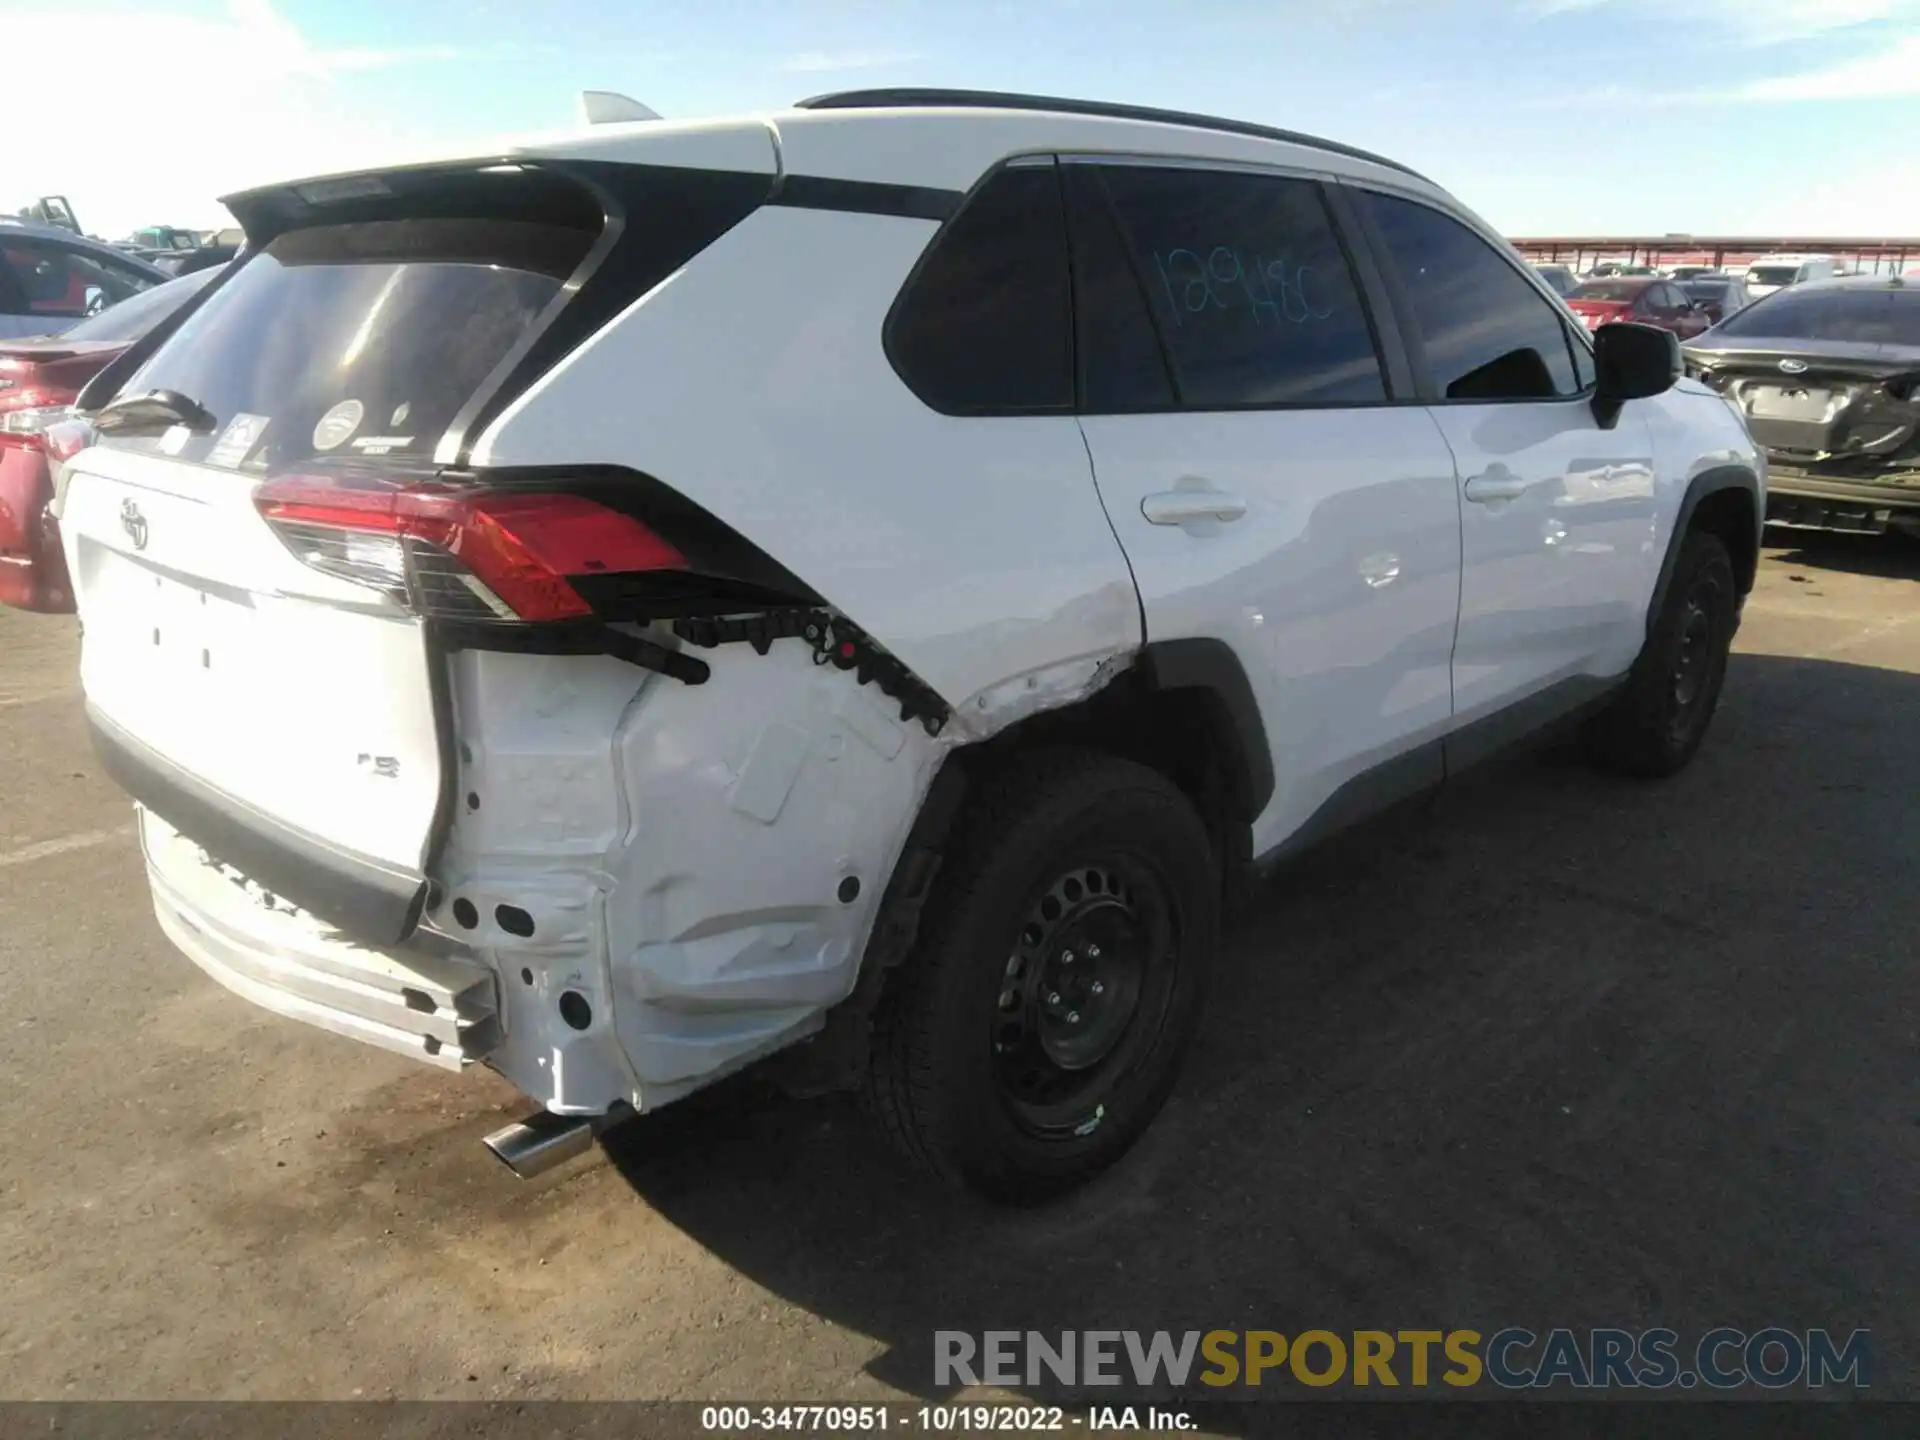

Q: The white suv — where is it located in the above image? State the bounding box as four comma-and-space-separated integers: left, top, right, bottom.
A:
55, 89, 1762, 1200
1744, 253, 1847, 298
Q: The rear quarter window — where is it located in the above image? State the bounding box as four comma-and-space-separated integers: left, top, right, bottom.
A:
886, 163, 1074, 415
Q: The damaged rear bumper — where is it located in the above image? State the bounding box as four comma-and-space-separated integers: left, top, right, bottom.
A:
140, 810, 501, 1069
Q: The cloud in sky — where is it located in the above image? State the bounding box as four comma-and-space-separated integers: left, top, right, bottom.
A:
779, 48, 924, 73
1734, 30, 1920, 98
3, 0, 462, 236
1531, 30, 1920, 106
1519, 0, 1920, 41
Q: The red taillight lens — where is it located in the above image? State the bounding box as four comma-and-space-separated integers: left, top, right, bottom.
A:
0, 401, 78, 452
254, 472, 687, 623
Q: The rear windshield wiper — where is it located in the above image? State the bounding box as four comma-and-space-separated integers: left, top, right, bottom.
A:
93, 388, 218, 437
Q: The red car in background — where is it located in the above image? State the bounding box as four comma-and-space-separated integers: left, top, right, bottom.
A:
0, 268, 219, 611
1563, 277, 1714, 341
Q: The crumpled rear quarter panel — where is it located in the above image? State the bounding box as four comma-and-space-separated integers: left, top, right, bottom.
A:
432, 638, 944, 1113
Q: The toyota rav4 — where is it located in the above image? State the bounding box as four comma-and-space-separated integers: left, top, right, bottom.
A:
54, 89, 1763, 1201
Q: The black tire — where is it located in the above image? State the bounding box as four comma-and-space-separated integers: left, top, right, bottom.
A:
862, 749, 1219, 1203
1587, 529, 1737, 778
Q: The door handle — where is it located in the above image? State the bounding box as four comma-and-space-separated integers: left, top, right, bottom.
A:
1463, 471, 1531, 504
1141, 491, 1249, 526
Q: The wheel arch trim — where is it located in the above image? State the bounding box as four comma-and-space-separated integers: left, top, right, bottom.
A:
1134, 637, 1276, 823
1647, 463, 1762, 641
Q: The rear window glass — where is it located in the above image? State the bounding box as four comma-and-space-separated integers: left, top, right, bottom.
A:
1567, 281, 1645, 303
1712, 287, 1920, 345
1747, 266, 1801, 286
119, 217, 593, 471
1680, 279, 1728, 299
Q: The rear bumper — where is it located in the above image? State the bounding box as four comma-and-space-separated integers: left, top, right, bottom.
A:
141, 809, 499, 1069
1764, 467, 1920, 531
87, 704, 431, 945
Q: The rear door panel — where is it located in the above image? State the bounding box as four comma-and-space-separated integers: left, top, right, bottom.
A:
1066, 161, 1463, 856
1083, 410, 1463, 854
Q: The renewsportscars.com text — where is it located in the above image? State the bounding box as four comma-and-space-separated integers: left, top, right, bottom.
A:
935, 1327, 1871, 1391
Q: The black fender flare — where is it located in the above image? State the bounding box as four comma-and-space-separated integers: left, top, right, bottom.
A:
1136, 637, 1276, 823
1644, 463, 1762, 641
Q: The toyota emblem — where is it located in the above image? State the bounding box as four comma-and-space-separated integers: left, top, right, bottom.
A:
1777, 358, 1809, 374
119, 498, 149, 551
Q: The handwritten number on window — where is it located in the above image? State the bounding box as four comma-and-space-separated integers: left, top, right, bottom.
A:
1154, 249, 1221, 318
1152, 247, 1333, 327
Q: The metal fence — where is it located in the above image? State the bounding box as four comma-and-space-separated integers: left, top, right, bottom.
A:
1511, 237, 1920, 275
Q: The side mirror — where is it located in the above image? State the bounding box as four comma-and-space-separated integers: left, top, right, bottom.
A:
1591, 321, 1679, 429
82, 285, 106, 316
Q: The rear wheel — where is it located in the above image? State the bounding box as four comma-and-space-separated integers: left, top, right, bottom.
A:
863, 750, 1218, 1203
1587, 529, 1737, 777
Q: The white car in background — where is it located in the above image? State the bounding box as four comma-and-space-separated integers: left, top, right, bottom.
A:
1744, 254, 1848, 299
55, 88, 1764, 1201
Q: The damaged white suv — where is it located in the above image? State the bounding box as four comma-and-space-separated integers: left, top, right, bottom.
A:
56, 89, 1762, 1201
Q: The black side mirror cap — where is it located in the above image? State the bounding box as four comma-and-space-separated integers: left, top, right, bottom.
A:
1592, 321, 1681, 429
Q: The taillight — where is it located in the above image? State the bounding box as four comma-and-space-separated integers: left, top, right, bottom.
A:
0, 403, 77, 452
253, 470, 688, 623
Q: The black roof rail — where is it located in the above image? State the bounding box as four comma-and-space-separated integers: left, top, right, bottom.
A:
793, 87, 1426, 182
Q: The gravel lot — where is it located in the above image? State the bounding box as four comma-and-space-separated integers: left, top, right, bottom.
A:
2, 531, 1915, 1402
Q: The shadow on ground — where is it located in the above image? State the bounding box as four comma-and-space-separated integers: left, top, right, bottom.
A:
597, 652, 1920, 1413
1763, 525, 1920, 582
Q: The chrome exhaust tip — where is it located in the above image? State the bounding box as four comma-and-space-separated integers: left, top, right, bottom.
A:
483, 1104, 631, 1179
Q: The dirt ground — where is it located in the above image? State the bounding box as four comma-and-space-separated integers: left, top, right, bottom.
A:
2, 530, 1915, 1403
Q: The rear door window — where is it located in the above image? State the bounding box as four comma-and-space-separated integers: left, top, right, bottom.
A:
1087, 164, 1387, 408
116, 216, 594, 472
1568, 281, 1643, 303
887, 162, 1073, 415
1061, 165, 1177, 411
1357, 190, 1579, 402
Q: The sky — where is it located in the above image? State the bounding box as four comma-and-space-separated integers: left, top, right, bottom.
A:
8, 0, 1920, 242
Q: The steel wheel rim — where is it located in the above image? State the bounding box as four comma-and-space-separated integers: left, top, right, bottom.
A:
1668, 575, 1721, 740
990, 855, 1176, 1139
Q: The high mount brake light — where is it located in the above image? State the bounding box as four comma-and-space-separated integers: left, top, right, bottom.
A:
253, 472, 688, 623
